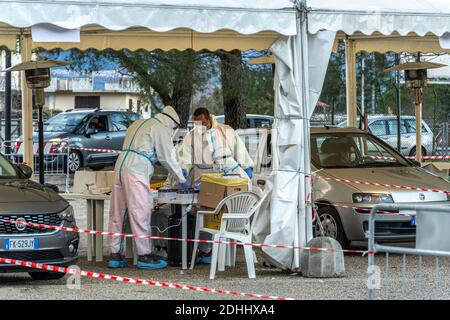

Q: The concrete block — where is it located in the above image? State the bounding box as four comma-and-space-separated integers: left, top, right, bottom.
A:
301, 237, 345, 278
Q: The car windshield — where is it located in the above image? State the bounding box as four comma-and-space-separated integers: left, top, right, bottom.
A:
43, 112, 90, 133
0, 154, 18, 178
311, 132, 410, 169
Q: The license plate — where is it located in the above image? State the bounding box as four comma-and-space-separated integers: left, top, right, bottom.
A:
5, 238, 39, 251
411, 217, 416, 226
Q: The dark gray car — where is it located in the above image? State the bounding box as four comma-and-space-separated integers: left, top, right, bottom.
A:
17, 109, 141, 173
0, 153, 79, 279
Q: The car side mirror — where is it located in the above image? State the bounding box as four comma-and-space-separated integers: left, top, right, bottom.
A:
85, 128, 98, 137
17, 164, 33, 179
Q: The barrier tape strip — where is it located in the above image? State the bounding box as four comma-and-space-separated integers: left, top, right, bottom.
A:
71, 146, 450, 161
0, 219, 373, 255
0, 257, 294, 300
71, 147, 120, 153
323, 177, 450, 195
370, 155, 450, 161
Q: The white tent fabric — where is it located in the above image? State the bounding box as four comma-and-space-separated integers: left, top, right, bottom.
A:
261, 30, 335, 270
0, 0, 296, 35
307, 0, 450, 36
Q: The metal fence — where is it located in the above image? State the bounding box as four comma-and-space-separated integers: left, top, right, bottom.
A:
0, 140, 70, 193
367, 203, 450, 300
434, 122, 450, 155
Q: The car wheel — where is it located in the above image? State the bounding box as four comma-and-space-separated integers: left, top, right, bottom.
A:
314, 206, 351, 249
28, 271, 66, 280
66, 151, 82, 173
409, 146, 427, 157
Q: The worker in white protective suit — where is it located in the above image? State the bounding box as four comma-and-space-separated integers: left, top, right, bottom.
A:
177, 107, 254, 264
177, 107, 254, 189
108, 106, 189, 270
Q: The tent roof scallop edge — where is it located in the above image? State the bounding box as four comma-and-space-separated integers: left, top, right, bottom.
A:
0, 0, 297, 35
307, 0, 450, 36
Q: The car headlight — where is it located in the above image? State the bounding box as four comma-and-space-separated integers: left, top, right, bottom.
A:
352, 193, 394, 204
58, 206, 75, 223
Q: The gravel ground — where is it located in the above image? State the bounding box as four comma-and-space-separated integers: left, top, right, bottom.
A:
1, 177, 450, 300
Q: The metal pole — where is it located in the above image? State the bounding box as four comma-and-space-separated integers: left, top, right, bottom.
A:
345, 38, 358, 127
415, 88, 423, 162
37, 105, 44, 184
415, 53, 422, 162
4, 50, 12, 154
20, 35, 34, 170
395, 54, 401, 153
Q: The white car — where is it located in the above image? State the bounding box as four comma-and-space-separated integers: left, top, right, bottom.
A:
238, 127, 450, 248
339, 115, 434, 156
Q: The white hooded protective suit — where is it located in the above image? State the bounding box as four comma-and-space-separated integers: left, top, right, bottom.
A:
177, 115, 254, 187
109, 106, 186, 256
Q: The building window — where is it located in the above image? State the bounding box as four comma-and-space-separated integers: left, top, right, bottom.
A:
75, 96, 100, 109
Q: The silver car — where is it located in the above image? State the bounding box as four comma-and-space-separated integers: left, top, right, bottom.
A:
0, 154, 79, 279
339, 115, 434, 156
238, 127, 450, 248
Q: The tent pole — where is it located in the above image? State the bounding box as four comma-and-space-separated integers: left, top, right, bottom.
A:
299, 4, 313, 243
4, 49, 11, 154
20, 34, 34, 170
345, 38, 357, 127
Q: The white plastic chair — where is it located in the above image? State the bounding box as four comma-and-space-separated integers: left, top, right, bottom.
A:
190, 191, 267, 279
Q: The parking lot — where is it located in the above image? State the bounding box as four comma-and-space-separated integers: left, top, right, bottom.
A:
2, 195, 450, 300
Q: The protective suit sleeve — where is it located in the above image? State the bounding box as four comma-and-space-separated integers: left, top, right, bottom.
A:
232, 129, 254, 169
152, 127, 186, 183
177, 132, 194, 173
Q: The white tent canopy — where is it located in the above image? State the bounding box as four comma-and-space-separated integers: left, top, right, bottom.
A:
308, 0, 450, 36
1, 0, 334, 271
0, 0, 296, 34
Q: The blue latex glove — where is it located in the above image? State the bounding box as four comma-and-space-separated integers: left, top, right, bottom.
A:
179, 181, 190, 190
182, 169, 188, 179
244, 167, 253, 179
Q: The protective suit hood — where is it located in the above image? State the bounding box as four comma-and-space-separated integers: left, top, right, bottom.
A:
156, 106, 181, 130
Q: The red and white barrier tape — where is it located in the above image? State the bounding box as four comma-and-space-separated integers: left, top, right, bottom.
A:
71, 146, 450, 161
0, 219, 373, 255
71, 147, 121, 153
406, 155, 450, 160
0, 257, 294, 300
323, 177, 450, 195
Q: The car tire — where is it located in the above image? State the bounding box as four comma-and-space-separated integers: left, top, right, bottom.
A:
409, 146, 427, 157
66, 151, 82, 174
28, 271, 66, 280
314, 206, 351, 249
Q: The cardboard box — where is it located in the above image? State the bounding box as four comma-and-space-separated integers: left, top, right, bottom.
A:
198, 182, 248, 209
199, 183, 248, 230
72, 170, 115, 194
203, 207, 223, 230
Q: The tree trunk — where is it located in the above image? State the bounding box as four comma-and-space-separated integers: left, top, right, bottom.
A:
169, 50, 196, 128
219, 50, 247, 129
